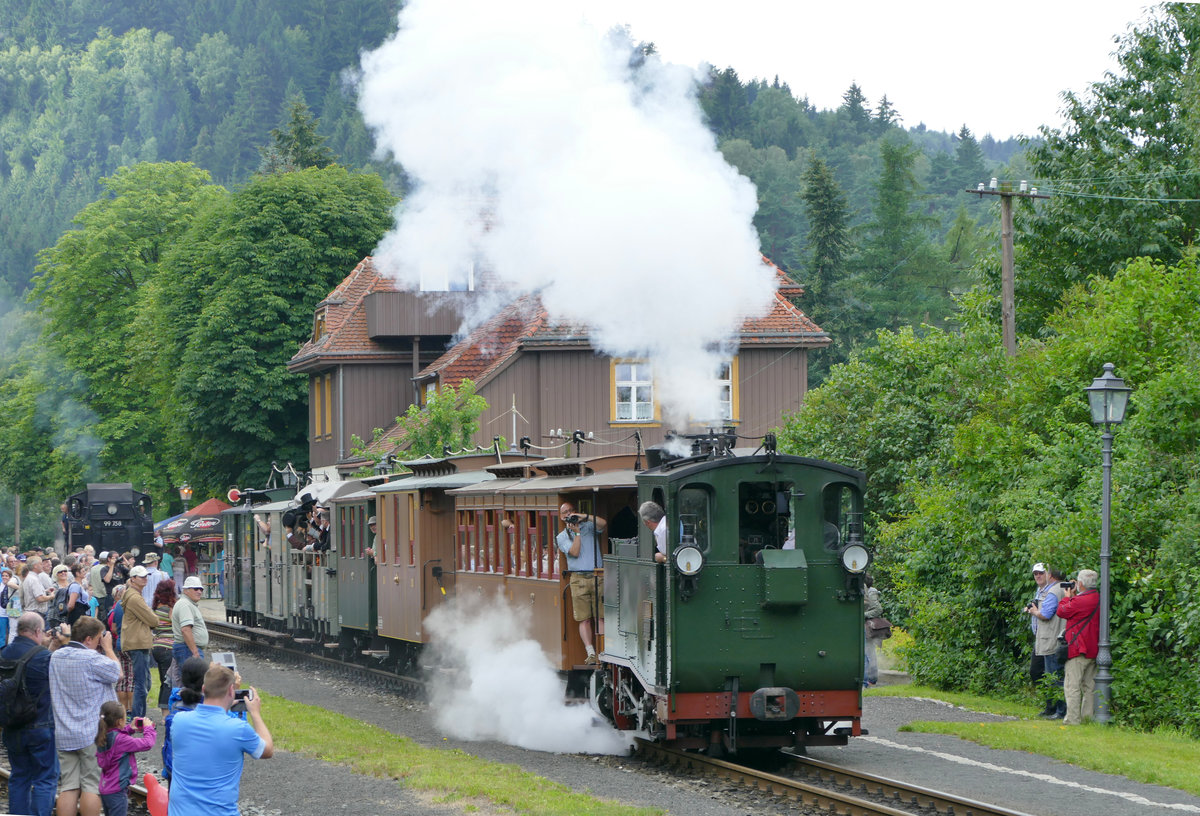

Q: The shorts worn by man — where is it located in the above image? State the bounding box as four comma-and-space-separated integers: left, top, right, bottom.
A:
168, 664, 274, 816
49, 615, 121, 816
171, 576, 209, 666
555, 503, 607, 665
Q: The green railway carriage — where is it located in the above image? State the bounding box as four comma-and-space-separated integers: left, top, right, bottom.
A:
597, 437, 868, 754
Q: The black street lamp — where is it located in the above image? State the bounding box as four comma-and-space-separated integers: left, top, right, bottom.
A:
179, 483, 193, 512
1085, 362, 1131, 723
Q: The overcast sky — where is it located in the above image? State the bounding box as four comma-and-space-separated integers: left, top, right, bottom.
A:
587, 1, 1156, 140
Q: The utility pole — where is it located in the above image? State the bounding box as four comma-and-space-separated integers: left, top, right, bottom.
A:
968, 179, 1049, 356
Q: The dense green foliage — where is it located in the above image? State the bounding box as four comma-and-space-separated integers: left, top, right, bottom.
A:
0, 0, 400, 291
394, 380, 489, 460
779, 5, 1200, 731
4, 161, 395, 523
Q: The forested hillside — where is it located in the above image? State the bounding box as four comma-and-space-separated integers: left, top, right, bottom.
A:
1, 0, 1026, 543
0, 0, 401, 293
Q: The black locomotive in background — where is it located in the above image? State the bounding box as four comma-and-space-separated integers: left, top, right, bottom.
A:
64, 483, 156, 558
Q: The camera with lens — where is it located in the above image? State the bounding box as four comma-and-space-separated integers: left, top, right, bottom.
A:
1060, 580, 1076, 590
565, 514, 583, 525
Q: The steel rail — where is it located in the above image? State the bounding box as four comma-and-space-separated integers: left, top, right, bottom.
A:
206, 621, 424, 694
637, 739, 1033, 816
786, 753, 1036, 816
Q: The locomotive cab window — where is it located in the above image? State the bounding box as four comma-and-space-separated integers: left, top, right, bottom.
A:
677, 486, 711, 555
738, 481, 793, 564
821, 483, 862, 551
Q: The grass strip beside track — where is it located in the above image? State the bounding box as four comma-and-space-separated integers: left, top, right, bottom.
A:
262, 692, 661, 815
869, 685, 1200, 796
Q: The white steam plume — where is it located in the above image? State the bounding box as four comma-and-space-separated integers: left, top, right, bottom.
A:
358, 0, 777, 424
422, 592, 630, 755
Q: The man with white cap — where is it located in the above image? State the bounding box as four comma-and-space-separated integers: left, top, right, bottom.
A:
140, 552, 164, 605
1023, 562, 1064, 716
122, 565, 158, 719
171, 576, 209, 667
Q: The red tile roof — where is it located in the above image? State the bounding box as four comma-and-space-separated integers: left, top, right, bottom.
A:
288, 258, 407, 373
423, 256, 827, 389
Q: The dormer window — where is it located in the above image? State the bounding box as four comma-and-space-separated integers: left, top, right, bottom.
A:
312, 307, 327, 342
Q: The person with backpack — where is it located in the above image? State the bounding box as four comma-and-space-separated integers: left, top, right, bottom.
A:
45, 563, 74, 630
1, 611, 70, 816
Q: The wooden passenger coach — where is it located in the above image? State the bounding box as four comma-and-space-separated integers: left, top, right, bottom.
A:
449, 454, 640, 671
370, 454, 500, 667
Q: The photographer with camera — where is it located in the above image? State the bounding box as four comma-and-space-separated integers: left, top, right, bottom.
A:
556, 503, 607, 665
1055, 569, 1101, 725
1024, 562, 1066, 718
48, 615, 121, 816
168, 664, 274, 816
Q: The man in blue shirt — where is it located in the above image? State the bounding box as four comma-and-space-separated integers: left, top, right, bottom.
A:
555, 503, 607, 665
2, 612, 66, 816
168, 664, 274, 816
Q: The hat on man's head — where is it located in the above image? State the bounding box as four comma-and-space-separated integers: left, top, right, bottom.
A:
99, 551, 109, 561
1032, 562, 1046, 573
128, 565, 149, 578
51, 564, 69, 577
367, 516, 377, 525
142, 552, 160, 564
182, 576, 204, 590
17, 554, 26, 561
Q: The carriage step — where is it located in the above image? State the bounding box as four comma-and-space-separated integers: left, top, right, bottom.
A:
247, 628, 289, 640
292, 638, 316, 644
323, 642, 340, 649
361, 649, 389, 657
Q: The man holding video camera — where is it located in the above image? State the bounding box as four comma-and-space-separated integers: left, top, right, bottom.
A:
555, 503, 607, 665
168, 663, 274, 816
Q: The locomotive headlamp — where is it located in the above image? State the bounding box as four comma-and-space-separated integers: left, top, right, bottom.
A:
839, 541, 870, 574
673, 544, 704, 576
106, 503, 119, 516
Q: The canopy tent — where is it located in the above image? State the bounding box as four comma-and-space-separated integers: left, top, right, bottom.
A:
160, 497, 231, 544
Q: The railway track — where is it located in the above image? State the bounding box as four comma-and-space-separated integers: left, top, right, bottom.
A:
207, 620, 425, 694
636, 740, 1034, 816
212, 619, 1030, 816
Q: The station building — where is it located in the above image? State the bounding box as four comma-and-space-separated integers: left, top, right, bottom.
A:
288, 257, 829, 481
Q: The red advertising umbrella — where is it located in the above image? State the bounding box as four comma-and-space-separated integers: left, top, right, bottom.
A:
161, 497, 231, 544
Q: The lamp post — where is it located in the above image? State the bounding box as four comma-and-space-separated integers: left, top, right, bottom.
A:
1085, 362, 1130, 723
179, 483, 193, 512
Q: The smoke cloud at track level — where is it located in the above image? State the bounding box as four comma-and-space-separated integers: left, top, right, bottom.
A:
422, 592, 631, 754
358, 0, 777, 424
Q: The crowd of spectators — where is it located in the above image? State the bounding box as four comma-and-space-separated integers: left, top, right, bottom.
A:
0, 543, 272, 816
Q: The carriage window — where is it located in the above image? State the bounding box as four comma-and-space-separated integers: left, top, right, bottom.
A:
677, 486, 711, 554
339, 507, 348, 557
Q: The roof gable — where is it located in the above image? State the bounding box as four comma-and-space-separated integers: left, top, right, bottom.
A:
288, 258, 404, 372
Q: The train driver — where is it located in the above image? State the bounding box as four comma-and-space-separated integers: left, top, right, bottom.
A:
638, 501, 668, 563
